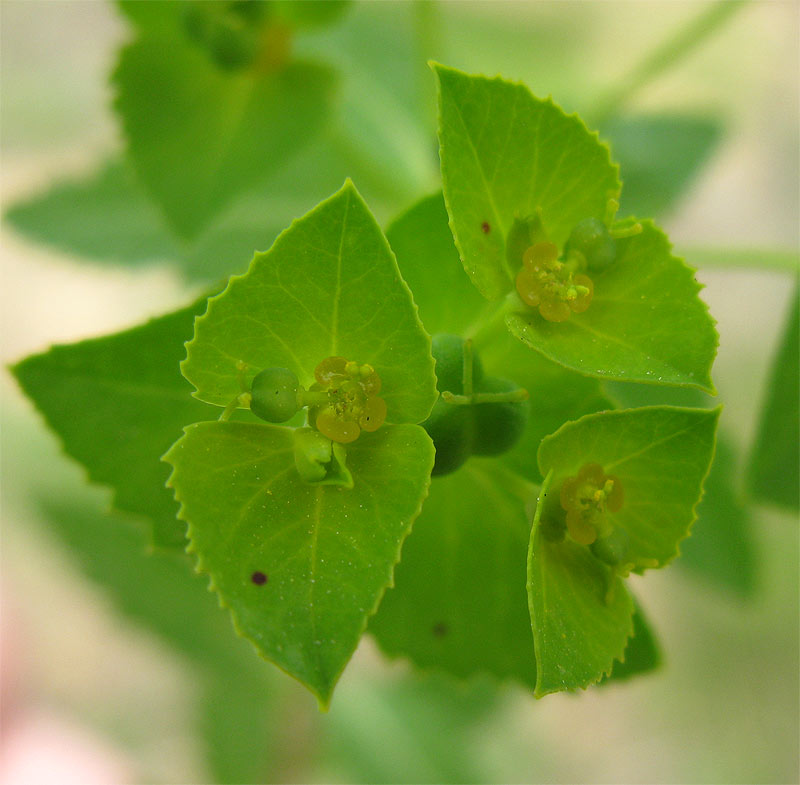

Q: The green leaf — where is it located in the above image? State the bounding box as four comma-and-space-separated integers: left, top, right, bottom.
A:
748, 287, 799, 511
119, 0, 351, 34
385, 192, 491, 337
370, 459, 537, 689
681, 436, 756, 596
538, 406, 720, 569
3, 141, 397, 282
528, 470, 634, 697
4, 161, 181, 267
273, 0, 351, 30
113, 29, 337, 238
385, 191, 614, 483
604, 597, 661, 683
163, 421, 434, 706
117, 0, 182, 30
433, 63, 620, 301
603, 382, 755, 596
11, 298, 216, 549
602, 114, 722, 218
679, 246, 800, 274
506, 220, 719, 393
183, 181, 437, 424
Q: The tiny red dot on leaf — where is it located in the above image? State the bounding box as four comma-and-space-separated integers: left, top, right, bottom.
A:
481, 221, 490, 234
251, 571, 268, 585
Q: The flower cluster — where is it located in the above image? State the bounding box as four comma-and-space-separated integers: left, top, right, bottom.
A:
559, 462, 623, 545
515, 241, 594, 323
310, 356, 387, 443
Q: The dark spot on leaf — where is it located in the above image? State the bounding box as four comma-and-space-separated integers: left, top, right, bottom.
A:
481, 221, 490, 234
432, 621, 448, 637
251, 571, 268, 585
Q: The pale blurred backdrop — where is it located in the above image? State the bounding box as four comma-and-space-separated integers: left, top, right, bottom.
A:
1, 2, 798, 783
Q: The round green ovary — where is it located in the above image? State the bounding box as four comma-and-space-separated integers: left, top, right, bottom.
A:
565, 217, 616, 272
424, 400, 474, 476
250, 367, 299, 423
590, 526, 631, 567
422, 335, 527, 475
471, 377, 528, 456
424, 334, 479, 476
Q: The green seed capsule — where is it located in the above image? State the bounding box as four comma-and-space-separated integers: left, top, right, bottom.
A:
565, 218, 617, 272
423, 399, 474, 476
471, 376, 529, 456
430, 333, 483, 394
590, 526, 631, 567
250, 367, 300, 423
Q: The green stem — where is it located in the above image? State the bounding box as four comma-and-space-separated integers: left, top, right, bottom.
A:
297, 390, 331, 408
610, 223, 642, 240
442, 388, 529, 406
219, 392, 251, 422
462, 338, 474, 396
682, 247, 800, 273
591, 1, 748, 125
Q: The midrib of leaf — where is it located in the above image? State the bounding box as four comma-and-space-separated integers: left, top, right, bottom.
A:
42, 372, 195, 403
603, 418, 704, 472
204, 74, 255, 212
223, 464, 295, 549
308, 486, 324, 678
522, 313, 705, 388
329, 186, 351, 355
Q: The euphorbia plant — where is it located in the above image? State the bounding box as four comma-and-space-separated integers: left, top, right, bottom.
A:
12, 62, 721, 708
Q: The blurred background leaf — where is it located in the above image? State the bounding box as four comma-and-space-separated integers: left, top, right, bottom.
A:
747, 286, 800, 511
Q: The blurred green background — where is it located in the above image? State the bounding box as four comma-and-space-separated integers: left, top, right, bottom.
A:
1, 1, 798, 783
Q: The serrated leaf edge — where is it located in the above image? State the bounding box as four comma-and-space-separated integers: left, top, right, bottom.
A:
430, 61, 622, 302
162, 419, 435, 709
7, 306, 215, 552
527, 470, 635, 698
537, 405, 722, 570
505, 217, 719, 394
181, 179, 437, 423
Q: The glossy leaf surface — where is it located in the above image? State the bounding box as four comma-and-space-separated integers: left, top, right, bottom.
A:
528, 471, 634, 696
434, 63, 620, 300
183, 181, 437, 425
370, 460, 537, 688
11, 298, 215, 549
164, 421, 434, 706
538, 406, 720, 569
506, 220, 718, 392
113, 29, 337, 238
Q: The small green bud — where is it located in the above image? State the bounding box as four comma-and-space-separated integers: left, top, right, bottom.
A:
471, 376, 528, 456
250, 367, 300, 423
293, 428, 353, 488
565, 218, 617, 272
